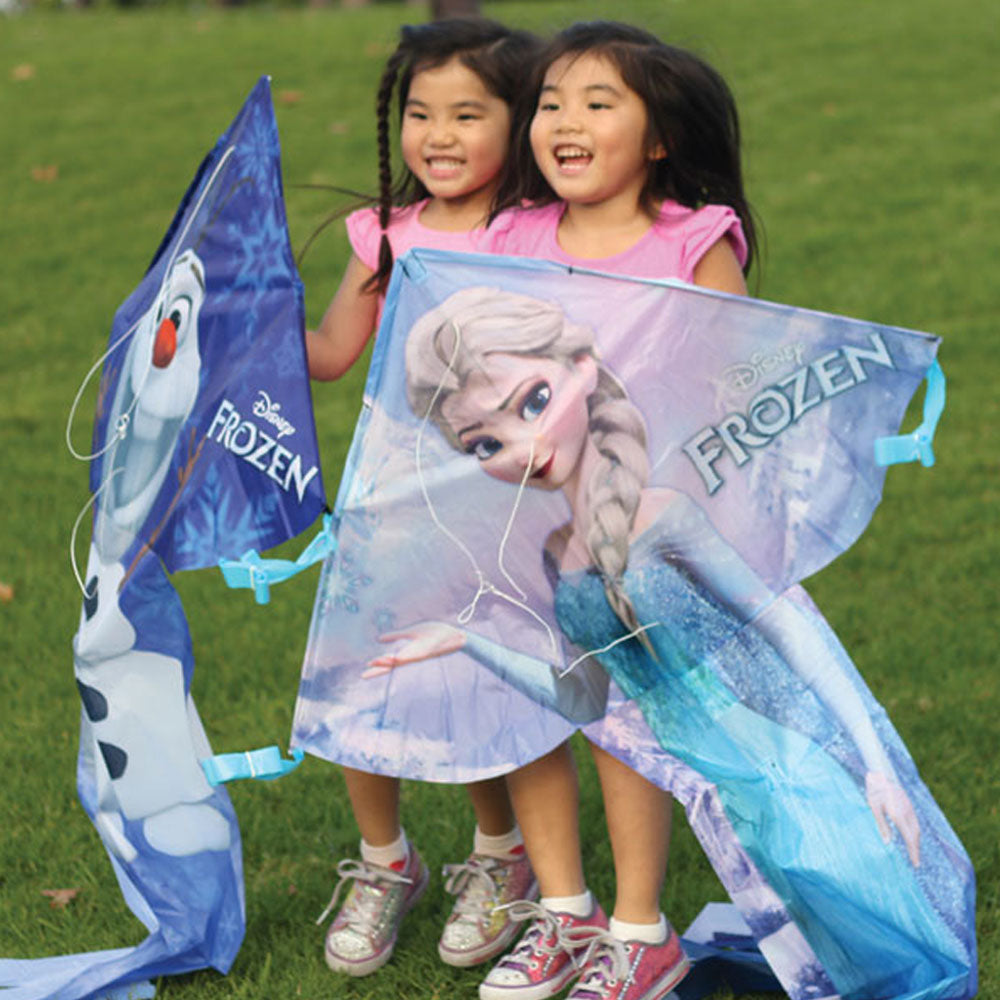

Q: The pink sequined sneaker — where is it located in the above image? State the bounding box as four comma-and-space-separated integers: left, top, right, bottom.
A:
438, 848, 540, 967
567, 923, 690, 1000
479, 899, 609, 1000
317, 848, 429, 976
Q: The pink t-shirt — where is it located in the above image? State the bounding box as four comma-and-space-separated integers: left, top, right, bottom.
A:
346, 199, 487, 272
487, 200, 747, 282
346, 200, 495, 324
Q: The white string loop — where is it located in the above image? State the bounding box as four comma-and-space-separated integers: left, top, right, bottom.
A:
65, 146, 236, 464
414, 321, 558, 659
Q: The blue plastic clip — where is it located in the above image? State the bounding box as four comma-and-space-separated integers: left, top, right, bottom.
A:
201, 746, 305, 786
874, 360, 945, 467
219, 513, 336, 604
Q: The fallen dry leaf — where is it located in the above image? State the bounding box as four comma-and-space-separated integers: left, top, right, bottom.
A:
11, 63, 36, 82
42, 888, 80, 908
277, 89, 304, 106
31, 165, 59, 183
0, 581, 13, 603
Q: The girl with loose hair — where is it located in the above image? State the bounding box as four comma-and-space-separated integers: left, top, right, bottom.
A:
307, 17, 542, 979
469, 20, 762, 998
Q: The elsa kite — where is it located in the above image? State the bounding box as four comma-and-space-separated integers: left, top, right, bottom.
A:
364, 286, 972, 1000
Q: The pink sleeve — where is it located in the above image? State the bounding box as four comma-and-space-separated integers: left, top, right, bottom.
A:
683, 205, 748, 274
345, 208, 382, 271
476, 208, 519, 254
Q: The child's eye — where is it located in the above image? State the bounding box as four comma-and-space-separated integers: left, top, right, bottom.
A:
457, 113, 482, 122
537, 101, 559, 113
466, 436, 503, 461
405, 109, 428, 121
588, 102, 612, 111
520, 381, 551, 422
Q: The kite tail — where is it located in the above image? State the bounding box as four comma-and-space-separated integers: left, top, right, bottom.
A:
17, 548, 247, 1000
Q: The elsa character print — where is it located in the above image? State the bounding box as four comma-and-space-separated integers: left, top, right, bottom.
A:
368, 286, 968, 999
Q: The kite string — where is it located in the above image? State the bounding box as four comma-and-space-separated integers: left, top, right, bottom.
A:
414, 322, 558, 660
65, 146, 237, 464
494, 439, 533, 603
65, 316, 143, 462
68, 464, 122, 597
561, 621, 661, 677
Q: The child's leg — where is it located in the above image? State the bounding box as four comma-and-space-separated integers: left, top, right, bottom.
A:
439, 776, 534, 968
505, 741, 585, 896
560, 745, 689, 999
342, 766, 403, 851
588, 742, 671, 923
324, 767, 429, 977
464, 775, 516, 836
479, 742, 607, 1000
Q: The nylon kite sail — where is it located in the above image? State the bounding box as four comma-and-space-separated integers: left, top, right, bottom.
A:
294, 248, 975, 1000
1, 77, 325, 1000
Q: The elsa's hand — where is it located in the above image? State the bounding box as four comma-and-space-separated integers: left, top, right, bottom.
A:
865, 771, 921, 867
363, 621, 466, 676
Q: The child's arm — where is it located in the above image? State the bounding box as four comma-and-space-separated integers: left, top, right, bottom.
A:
692, 237, 748, 295
306, 253, 380, 381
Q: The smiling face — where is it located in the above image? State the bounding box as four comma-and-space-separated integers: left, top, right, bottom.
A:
400, 56, 512, 219
439, 350, 598, 491
529, 52, 661, 212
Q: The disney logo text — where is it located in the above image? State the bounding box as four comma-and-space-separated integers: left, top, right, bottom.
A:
252, 390, 296, 439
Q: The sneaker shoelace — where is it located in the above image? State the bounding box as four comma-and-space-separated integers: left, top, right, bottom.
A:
572, 932, 631, 997
441, 856, 501, 922
315, 857, 414, 928
492, 899, 570, 972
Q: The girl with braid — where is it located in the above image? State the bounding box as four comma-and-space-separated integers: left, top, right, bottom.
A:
307, 18, 542, 979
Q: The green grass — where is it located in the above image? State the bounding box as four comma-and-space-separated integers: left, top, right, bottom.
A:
1, 0, 997, 997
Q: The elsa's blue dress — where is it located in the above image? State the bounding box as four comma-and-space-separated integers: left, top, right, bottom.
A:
540, 515, 974, 1000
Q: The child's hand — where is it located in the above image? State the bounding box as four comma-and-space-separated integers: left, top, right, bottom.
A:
362, 622, 466, 676
865, 771, 921, 867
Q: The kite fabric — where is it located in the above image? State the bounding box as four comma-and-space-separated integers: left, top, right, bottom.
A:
293, 248, 975, 1000
1, 78, 325, 1000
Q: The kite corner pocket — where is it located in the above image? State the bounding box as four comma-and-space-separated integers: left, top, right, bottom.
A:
874, 359, 945, 468
201, 745, 305, 786
218, 512, 336, 604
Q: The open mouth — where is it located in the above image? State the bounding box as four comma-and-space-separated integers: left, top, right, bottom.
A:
554, 145, 592, 172
426, 156, 464, 177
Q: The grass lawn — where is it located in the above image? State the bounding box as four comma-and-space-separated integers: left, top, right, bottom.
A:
1, 0, 997, 997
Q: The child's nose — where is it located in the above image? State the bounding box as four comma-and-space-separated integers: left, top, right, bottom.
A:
427, 123, 456, 146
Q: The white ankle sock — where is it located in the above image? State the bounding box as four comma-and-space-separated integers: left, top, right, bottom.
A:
474, 824, 524, 859
360, 829, 408, 869
609, 913, 667, 945
541, 889, 593, 918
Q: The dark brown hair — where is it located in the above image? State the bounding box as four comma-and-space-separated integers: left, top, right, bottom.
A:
367, 17, 540, 294
498, 21, 758, 274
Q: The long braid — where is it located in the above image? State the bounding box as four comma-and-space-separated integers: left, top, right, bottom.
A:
583, 370, 650, 638
368, 44, 410, 296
